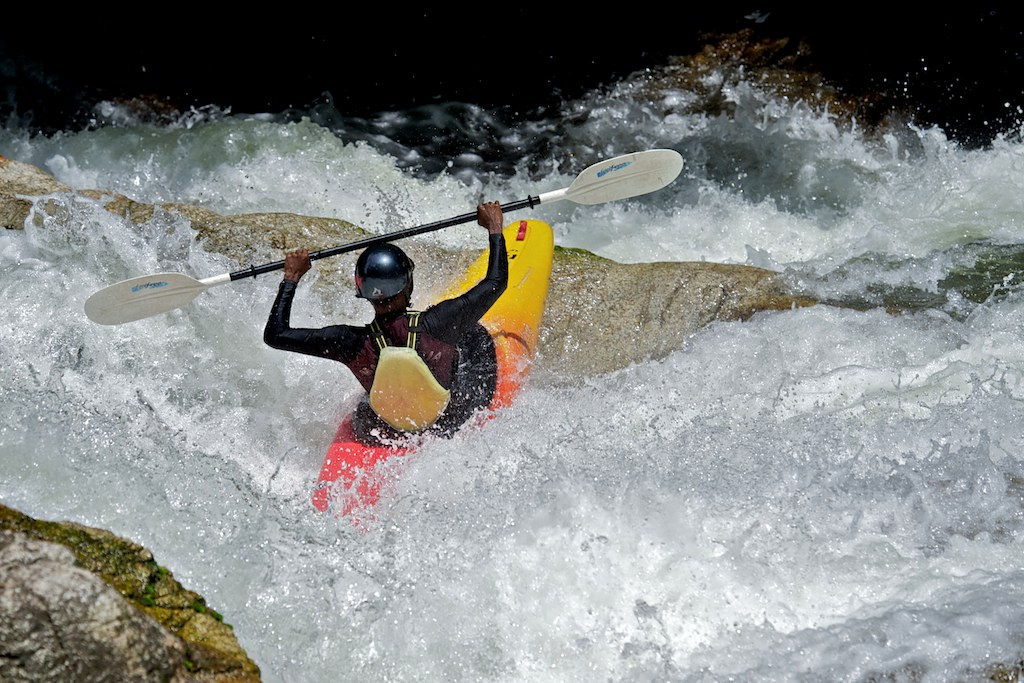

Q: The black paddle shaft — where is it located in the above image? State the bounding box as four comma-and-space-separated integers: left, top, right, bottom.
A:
227, 196, 541, 282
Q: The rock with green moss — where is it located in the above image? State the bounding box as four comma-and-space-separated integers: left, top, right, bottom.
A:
0, 503, 260, 682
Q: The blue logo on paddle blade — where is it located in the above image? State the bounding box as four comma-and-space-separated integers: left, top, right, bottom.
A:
131, 281, 168, 293
596, 160, 633, 178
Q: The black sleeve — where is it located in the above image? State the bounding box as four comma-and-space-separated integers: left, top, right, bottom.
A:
421, 232, 508, 344
264, 280, 364, 363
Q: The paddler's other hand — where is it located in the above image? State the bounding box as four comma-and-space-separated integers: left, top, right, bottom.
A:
477, 200, 503, 235
284, 248, 312, 282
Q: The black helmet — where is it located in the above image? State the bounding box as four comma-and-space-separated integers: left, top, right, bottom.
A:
354, 243, 414, 301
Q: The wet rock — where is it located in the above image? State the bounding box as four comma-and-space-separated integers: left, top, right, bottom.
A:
0, 503, 260, 683
539, 247, 810, 377
0, 530, 187, 682
0, 154, 70, 229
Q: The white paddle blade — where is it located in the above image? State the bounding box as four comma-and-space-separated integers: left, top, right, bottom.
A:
84, 273, 210, 325
559, 149, 684, 205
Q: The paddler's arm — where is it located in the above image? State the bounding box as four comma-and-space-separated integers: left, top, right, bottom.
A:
468, 200, 508, 300
478, 199, 509, 300
264, 248, 311, 347
264, 249, 360, 361
420, 202, 509, 342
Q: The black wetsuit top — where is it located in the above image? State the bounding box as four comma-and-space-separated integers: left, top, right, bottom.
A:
264, 233, 508, 444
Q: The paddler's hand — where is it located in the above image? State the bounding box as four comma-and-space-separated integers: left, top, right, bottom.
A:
477, 201, 503, 236
284, 248, 312, 282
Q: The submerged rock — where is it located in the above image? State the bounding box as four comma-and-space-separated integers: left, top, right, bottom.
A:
540, 247, 810, 378
0, 154, 816, 378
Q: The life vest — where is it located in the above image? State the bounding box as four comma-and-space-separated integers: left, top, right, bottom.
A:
367, 312, 451, 432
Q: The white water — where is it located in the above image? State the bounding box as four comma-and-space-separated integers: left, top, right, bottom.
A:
2, 80, 1024, 682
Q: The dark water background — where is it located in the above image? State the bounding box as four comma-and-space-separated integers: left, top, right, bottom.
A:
3, 7, 1023, 146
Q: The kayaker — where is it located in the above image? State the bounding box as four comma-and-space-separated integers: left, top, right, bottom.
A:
264, 201, 508, 445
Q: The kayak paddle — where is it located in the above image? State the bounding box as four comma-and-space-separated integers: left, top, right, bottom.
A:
84, 148, 684, 325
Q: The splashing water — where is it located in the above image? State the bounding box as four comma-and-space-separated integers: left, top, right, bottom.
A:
2, 73, 1024, 682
